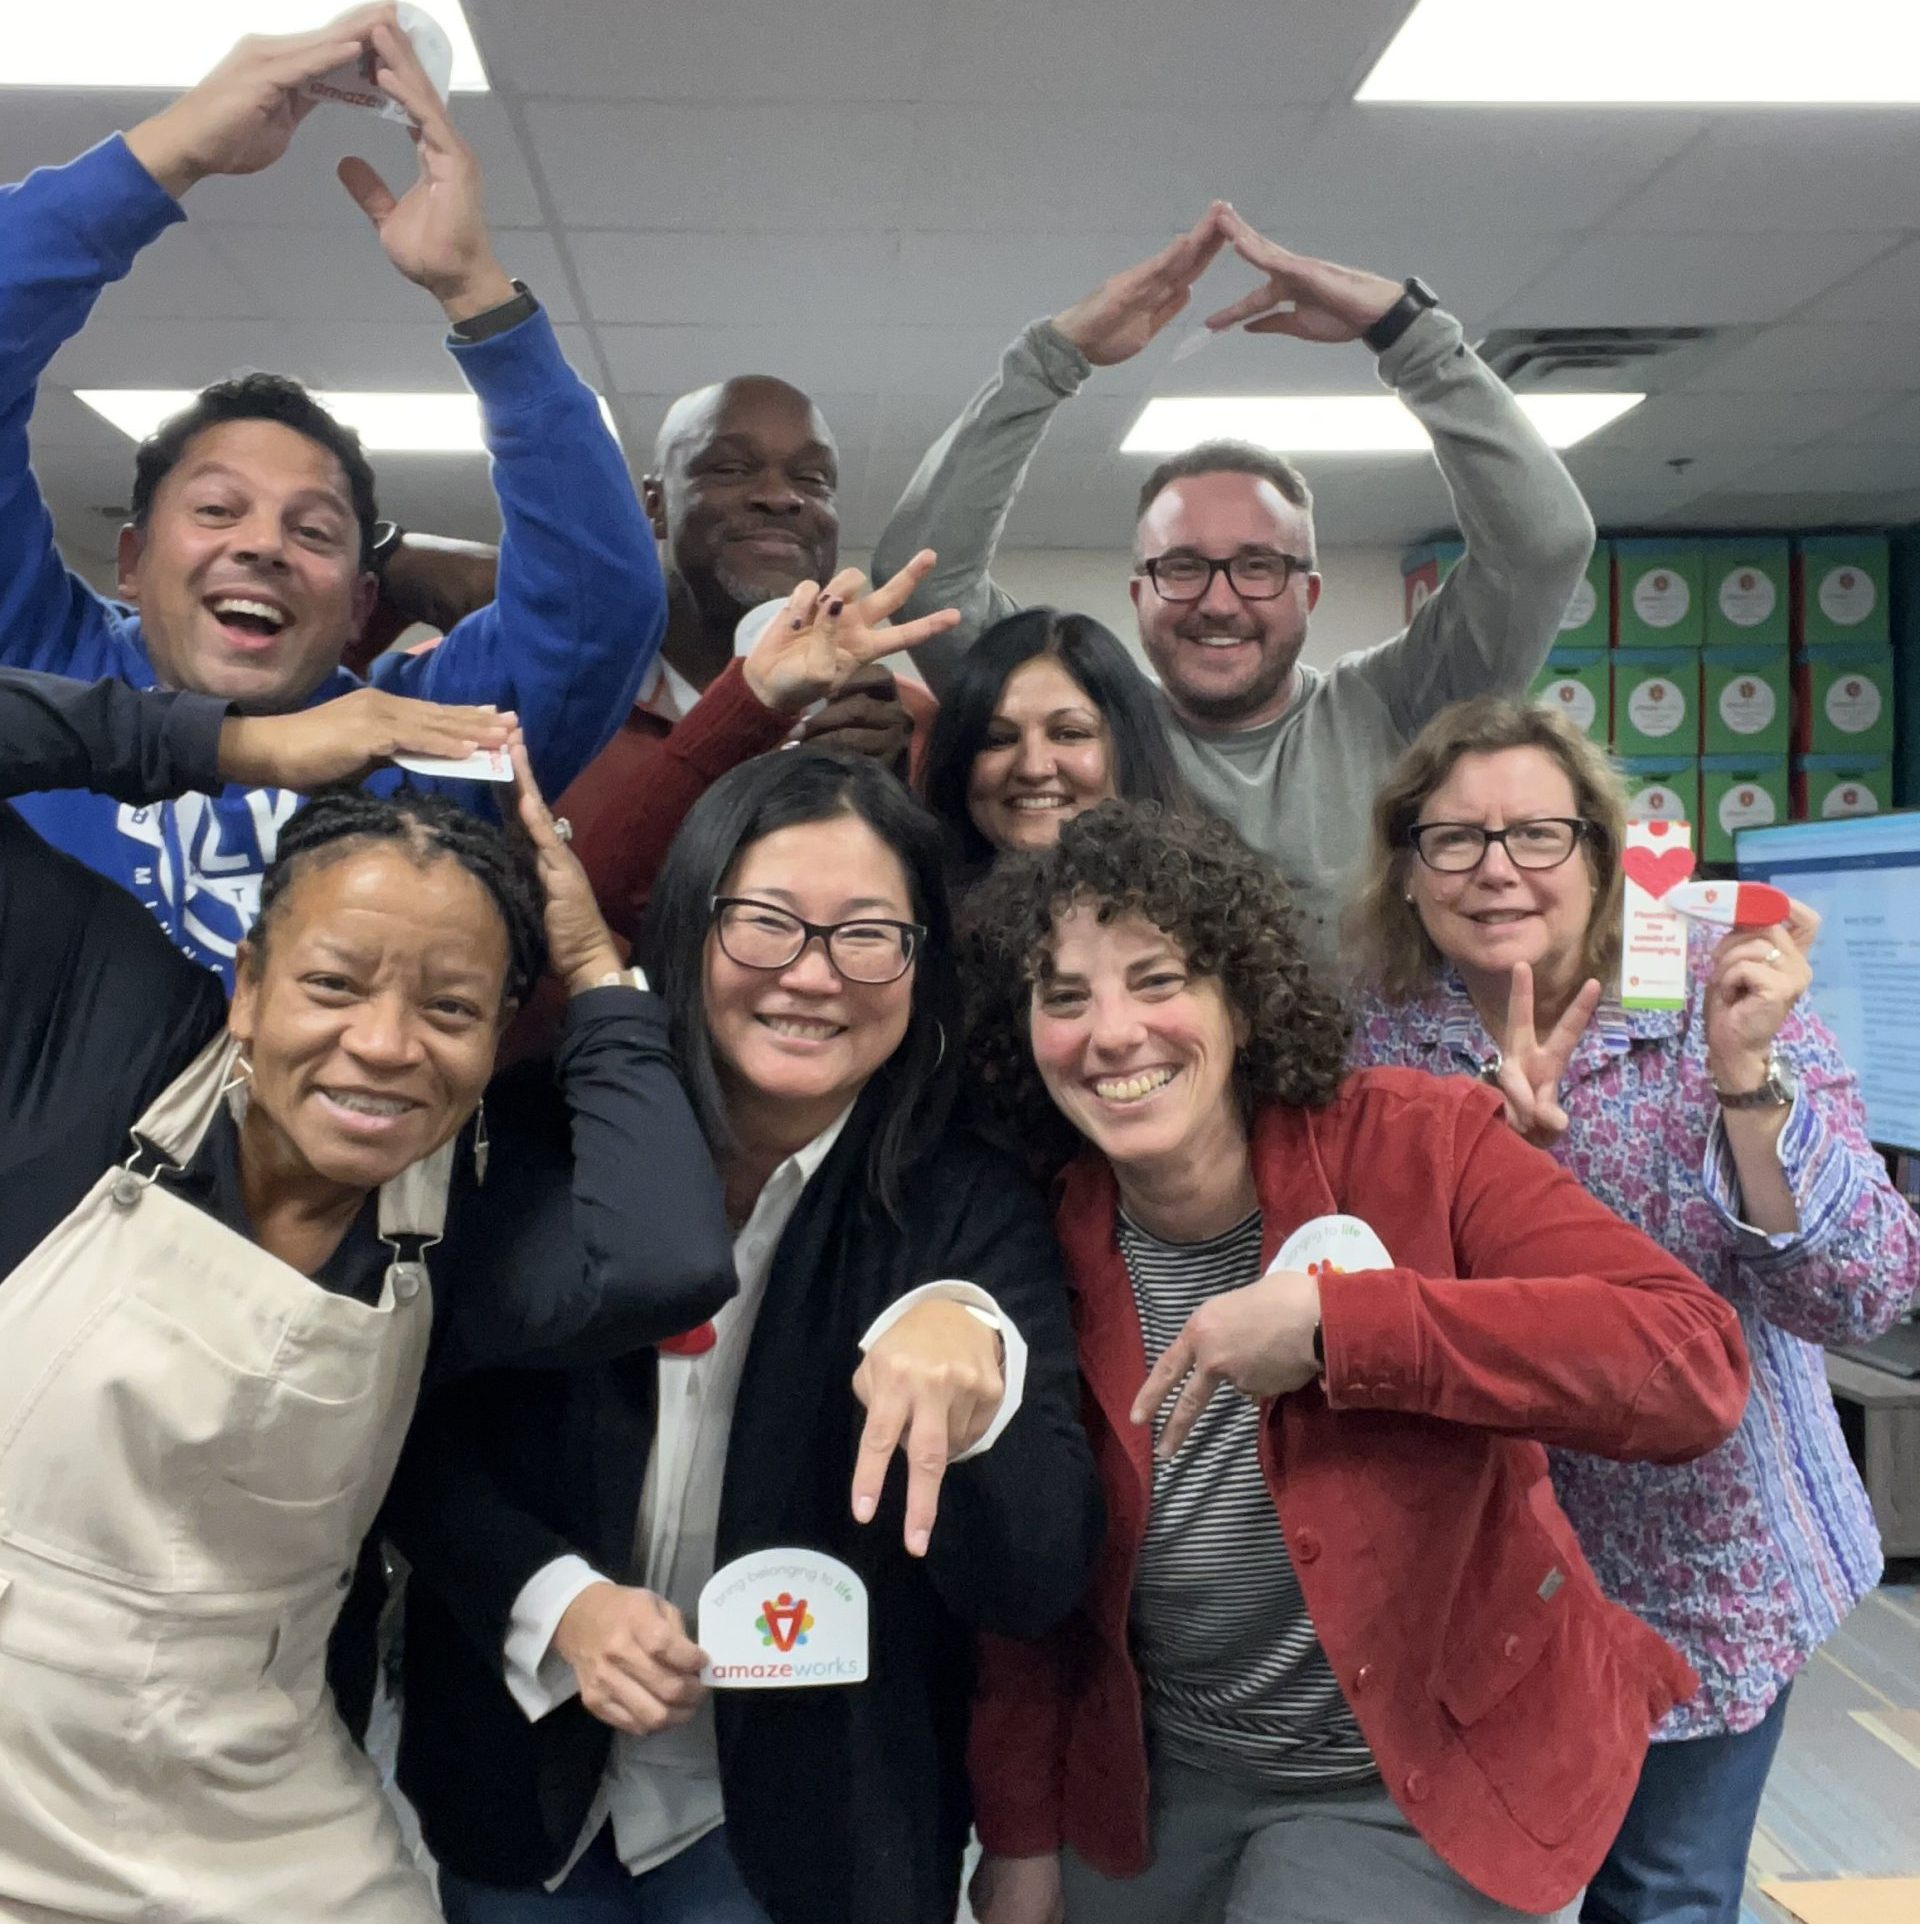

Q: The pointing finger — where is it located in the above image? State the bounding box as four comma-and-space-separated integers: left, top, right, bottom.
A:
1131, 1328, 1196, 1428
1156, 1367, 1224, 1460
850, 1389, 908, 1526
900, 1393, 953, 1558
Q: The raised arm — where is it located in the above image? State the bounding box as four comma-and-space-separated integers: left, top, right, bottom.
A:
1198, 208, 1594, 734
873, 216, 1225, 693
345, 22, 660, 799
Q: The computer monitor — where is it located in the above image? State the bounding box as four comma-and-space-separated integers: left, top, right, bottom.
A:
1736, 810, 1920, 1155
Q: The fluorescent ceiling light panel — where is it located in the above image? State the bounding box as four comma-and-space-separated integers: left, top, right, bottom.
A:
1120, 393, 1642, 456
76, 389, 621, 452
1358, 0, 1920, 104
6, 2, 488, 90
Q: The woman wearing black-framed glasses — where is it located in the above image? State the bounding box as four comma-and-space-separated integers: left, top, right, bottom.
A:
388, 749, 1100, 1924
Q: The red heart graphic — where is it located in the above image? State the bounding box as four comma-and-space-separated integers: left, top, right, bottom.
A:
1622, 843, 1695, 899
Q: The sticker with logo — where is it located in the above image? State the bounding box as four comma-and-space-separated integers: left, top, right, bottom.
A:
1627, 784, 1686, 823
700, 1549, 868, 1689
1717, 783, 1778, 837
1821, 781, 1880, 819
1559, 576, 1597, 632
1817, 566, 1876, 627
1717, 568, 1775, 628
1632, 569, 1690, 629
1627, 676, 1687, 738
1271, 1214, 1393, 1279
1541, 677, 1597, 733
1824, 675, 1883, 735
1717, 676, 1776, 735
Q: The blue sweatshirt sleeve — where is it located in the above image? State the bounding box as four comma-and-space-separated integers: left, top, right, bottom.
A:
0, 136, 182, 680
370, 308, 663, 801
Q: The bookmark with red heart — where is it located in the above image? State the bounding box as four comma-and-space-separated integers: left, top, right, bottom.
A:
1620, 841, 1696, 900
1664, 881, 1790, 930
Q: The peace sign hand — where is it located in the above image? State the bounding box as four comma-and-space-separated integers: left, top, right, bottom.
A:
1492, 961, 1601, 1149
742, 549, 960, 718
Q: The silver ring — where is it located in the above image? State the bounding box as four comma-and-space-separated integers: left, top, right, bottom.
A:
1763, 944, 1782, 965
552, 816, 573, 845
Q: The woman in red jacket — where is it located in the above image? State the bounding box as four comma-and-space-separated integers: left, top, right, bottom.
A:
960, 801, 1750, 1924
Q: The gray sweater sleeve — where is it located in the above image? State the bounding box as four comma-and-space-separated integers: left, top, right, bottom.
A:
1347, 308, 1596, 736
868, 318, 1093, 696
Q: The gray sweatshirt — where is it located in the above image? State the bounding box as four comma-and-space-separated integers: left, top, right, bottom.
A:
870, 308, 1597, 974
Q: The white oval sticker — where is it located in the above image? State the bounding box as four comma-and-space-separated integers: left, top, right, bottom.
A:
1627, 676, 1687, 738
1822, 781, 1880, 818
1818, 566, 1877, 628
1717, 782, 1778, 837
1716, 568, 1776, 628
1559, 577, 1598, 632
1825, 674, 1883, 735
1628, 784, 1686, 823
1541, 677, 1598, 733
1273, 1214, 1394, 1278
1632, 568, 1691, 629
1717, 676, 1777, 736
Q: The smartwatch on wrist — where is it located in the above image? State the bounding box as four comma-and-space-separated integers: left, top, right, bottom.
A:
368, 520, 405, 578
1363, 276, 1439, 356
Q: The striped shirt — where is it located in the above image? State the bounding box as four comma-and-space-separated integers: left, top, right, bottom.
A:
1120, 1209, 1377, 1791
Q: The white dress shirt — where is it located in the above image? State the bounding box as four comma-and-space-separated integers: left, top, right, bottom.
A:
502, 1108, 1028, 1882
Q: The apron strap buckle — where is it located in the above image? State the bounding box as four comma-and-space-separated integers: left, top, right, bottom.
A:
380, 1232, 439, 1305
110, 1132, 187, 1208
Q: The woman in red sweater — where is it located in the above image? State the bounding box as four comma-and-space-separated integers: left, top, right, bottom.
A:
960, 802, 1750, 1924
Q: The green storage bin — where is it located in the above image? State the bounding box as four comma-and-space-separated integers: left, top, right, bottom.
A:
1795, 754, 1893, 820
1798, 645, 1895, 754
1702, 646, 1791, 756
1530, 649, 1609, 741
1612, 650, 1700, 755
1701, 756, 1789, 864
1704, 539, 1790, 648
1619, 757, 1699, 829
1556, 543, 1611, 649
1796, 535, 1890, 647
1615, 540, 1705, 649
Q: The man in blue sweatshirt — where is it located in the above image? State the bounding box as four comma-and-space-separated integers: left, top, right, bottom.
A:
0, 6, 661, 979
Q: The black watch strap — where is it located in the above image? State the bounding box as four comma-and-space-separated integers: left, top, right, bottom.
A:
450, 279, 538, 344
1363, 276, 1439, 357
368, 520, 405, 577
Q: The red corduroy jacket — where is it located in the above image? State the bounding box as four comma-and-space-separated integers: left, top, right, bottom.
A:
970, 1068, 1751, 1916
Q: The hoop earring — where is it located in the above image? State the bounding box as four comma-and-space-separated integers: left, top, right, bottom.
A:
933, 1021, 947, 1070
472, 1099, 490, 1186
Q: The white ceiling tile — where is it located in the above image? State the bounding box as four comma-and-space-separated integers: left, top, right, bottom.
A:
525, 101, 918, 230
467, 0, 940, 100
1607, 114, 1920, 232
892, 231, 1189, 329
568, 229, 904, 324
1684, 323, 1920, 393
1672, 487, 1920, 529
896, 106, 1317, 234
1294, 108, 1707, 230
602, 322, 900, 397
918, 0, 1413, 107
87, 225, 269, 324
1745, 439, 1920, 494
1495, 231, 1900, 328
1566, 388, 1896, 455
1800, 239, 1920, 324
47, 320, 294, 388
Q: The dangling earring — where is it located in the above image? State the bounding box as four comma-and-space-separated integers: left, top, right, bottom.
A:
472, 1099, 490, 1185
933, 1021, 948, 1070
219, 1051, 254, 1115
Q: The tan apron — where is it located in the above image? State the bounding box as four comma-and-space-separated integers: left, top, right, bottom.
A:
0, 1034, 453, 1923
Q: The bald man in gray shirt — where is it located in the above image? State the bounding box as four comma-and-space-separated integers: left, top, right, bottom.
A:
873, 205, 1596, 975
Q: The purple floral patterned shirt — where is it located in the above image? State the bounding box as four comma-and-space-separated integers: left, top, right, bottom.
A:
1351, 942, 1919, 1738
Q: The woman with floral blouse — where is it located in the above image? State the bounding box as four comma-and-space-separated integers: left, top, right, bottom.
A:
1347, 695, 1920, 1924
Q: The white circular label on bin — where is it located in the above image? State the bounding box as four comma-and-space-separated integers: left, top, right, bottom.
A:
1632, 569, 1691, 629
1718, 783, 1778, 838
1824, 675, 1883, 735
1821, 781, 1880, 818
1817, 566, 1876, 628
1716, 568, 1776, 628
1627, 676, 1687, 738
1628, 784, 1685, 823
1541, 677, 1598, 733
1717, 676, 1777, 736
1559, 577, 1597, 631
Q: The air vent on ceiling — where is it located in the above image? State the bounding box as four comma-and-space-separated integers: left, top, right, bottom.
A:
1476, 326, 1721, 389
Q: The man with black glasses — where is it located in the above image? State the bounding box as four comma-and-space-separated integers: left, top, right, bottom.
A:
874, 204, 1596, 970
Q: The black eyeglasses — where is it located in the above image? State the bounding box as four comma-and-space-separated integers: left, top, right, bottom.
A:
710, 897, 925, 984
1408, 818, 1594, 874
1137, 550, 1313, 603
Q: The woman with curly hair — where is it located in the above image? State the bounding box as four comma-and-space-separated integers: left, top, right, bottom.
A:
960, 799, 1751, 1924
1346, 697, 1919, 1924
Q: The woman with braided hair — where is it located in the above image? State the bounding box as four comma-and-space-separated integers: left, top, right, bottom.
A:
0, 669, 735, 1923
